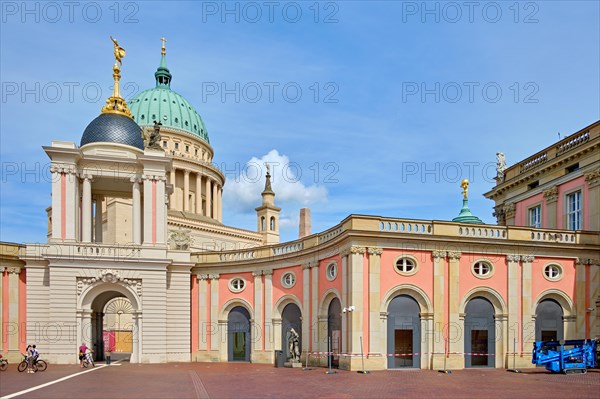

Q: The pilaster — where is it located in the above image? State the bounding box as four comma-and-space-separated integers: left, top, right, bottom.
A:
506, 254, 520, 367
209, 274, 219, 351
431, 250, 446, 369
521, 255, 534, 350
263, 269, 273, 351
584, 168, 600, 230
197, 274, 209, 351
447, 251, 462, 368
367, 247, 383, 356
301, 263, 311, 351
544, 186, 559, 229
348, 246, 365, 353
252, 271, 263, 352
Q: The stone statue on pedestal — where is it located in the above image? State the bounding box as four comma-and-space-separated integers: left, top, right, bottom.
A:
286, 328, 300, 363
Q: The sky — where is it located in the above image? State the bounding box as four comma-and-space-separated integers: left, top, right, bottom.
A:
1, 1, 599, 245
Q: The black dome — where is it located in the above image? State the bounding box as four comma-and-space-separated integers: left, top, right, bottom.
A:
81, 113, 144, 150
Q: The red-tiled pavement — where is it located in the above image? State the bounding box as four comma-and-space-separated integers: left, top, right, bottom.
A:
1, 362, 599, 399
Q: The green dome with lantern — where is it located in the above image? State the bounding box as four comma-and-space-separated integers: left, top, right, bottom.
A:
129, 41, 209, 143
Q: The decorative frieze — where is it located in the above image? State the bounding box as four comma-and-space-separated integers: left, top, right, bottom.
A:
77, 269, 142, 297
504, 203, 516, 219
584, 168, 600, 188
168, 229, 192, 250
543, 186, 559, 203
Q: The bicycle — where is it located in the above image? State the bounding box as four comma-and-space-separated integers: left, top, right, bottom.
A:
0, 354, 7, 371
82, 350, 95, 368
17, 354, 47, 372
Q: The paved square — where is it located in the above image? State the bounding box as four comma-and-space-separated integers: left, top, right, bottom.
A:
1, 362, 599, 399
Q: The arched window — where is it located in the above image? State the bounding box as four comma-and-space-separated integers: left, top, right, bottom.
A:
261, 216, 266, 232
270, 217, 276, 231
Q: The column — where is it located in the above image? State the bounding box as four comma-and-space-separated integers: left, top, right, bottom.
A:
431, 250, 446, 369
155, 176, 167, 244
196, 174, 203, 215
252, 271, 263, 353
169, 168, 176, 210
94, 195, 103, 243
311, 264, 319, 354
521, 256, 534, 351
197, 274, 208, 351
50, 166, 62, 239
506, 254, 521, 367
183, 170, 190, 212
205, 179, 212, 218
264, 270, 273, 351
348, 246, 365, 358
367, 247, 383, 356
132, 178, 142, 245
575, 258, 586, 338
447, 251, 462, 367
81, 175, 92, 243
585, 170, 600, 230
209, 274, 219, 352
142, 175, 153, 244
131, 312, 142, 363
302, 264, 311, 352
341, 252, 348, 354
218, 186, 223, 222
7, 267, 21, 356
212, 183, 218, 220
543, 187, 559, 229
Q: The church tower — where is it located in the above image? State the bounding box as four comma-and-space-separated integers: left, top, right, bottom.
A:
255, 165, 281, 244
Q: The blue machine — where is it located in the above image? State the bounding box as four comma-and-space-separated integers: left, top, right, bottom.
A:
532, 339, 597, 374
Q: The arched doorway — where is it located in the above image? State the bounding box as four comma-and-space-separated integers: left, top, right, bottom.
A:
535, 299, 563, 342
387, 295, 421, 368
281, 303, 302, 363
103, 297, 134, 358
228, 306, 251, 362
464, 297, 495, 368
327, 298, 341, 368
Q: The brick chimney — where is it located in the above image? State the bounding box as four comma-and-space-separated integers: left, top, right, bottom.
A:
299, 208, 311, 238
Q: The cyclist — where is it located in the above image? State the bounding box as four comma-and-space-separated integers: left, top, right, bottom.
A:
26, 344, 35, 373
31, 345, 39, 364
79, 343, 92, 367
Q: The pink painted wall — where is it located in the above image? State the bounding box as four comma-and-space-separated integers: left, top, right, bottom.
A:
515, 192, 545, 227
557, 176, 589, 230
531, 257, 576, 308
459, 253, 508, 306
219, 272, 254, 312
379, 249, 434, 304
271, 265, 303, 308
318, 255, 343, 299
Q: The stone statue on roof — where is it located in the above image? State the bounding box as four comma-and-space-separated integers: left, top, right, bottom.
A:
496, 152, 507, 182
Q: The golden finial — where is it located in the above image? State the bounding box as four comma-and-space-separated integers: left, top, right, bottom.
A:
161, 37, 167, 56
460, 179, 469, 200
101, 36, 132, 118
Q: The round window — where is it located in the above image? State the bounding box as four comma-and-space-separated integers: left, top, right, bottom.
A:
393, 255, 418, 276
281, 272, 296, 288
326, 263, 337, 281
544, 264, 562, 281
229, 277, 245, 293
472, 261, 493, 279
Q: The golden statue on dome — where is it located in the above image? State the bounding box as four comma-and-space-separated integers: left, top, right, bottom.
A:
101, 36, 132, 118
461, 179, 469, 199
111, 36, 126, 66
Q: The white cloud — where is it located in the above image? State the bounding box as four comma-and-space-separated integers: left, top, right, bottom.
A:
223, 149, 328, 214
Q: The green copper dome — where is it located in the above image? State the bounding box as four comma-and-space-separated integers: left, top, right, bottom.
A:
452, 199, 484, 224
129, 53, 209, 143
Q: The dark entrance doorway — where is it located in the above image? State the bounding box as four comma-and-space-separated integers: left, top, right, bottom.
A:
387, 295, 421, 368
281, 303, 302, 362
464, 297, 495, 368
535, 299, 563, 342
228, 306, 251, 362
327, 298, 341, 368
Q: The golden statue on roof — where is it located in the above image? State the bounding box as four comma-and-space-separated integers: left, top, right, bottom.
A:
461, 179, 469, 199
111, 36, 126, 66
